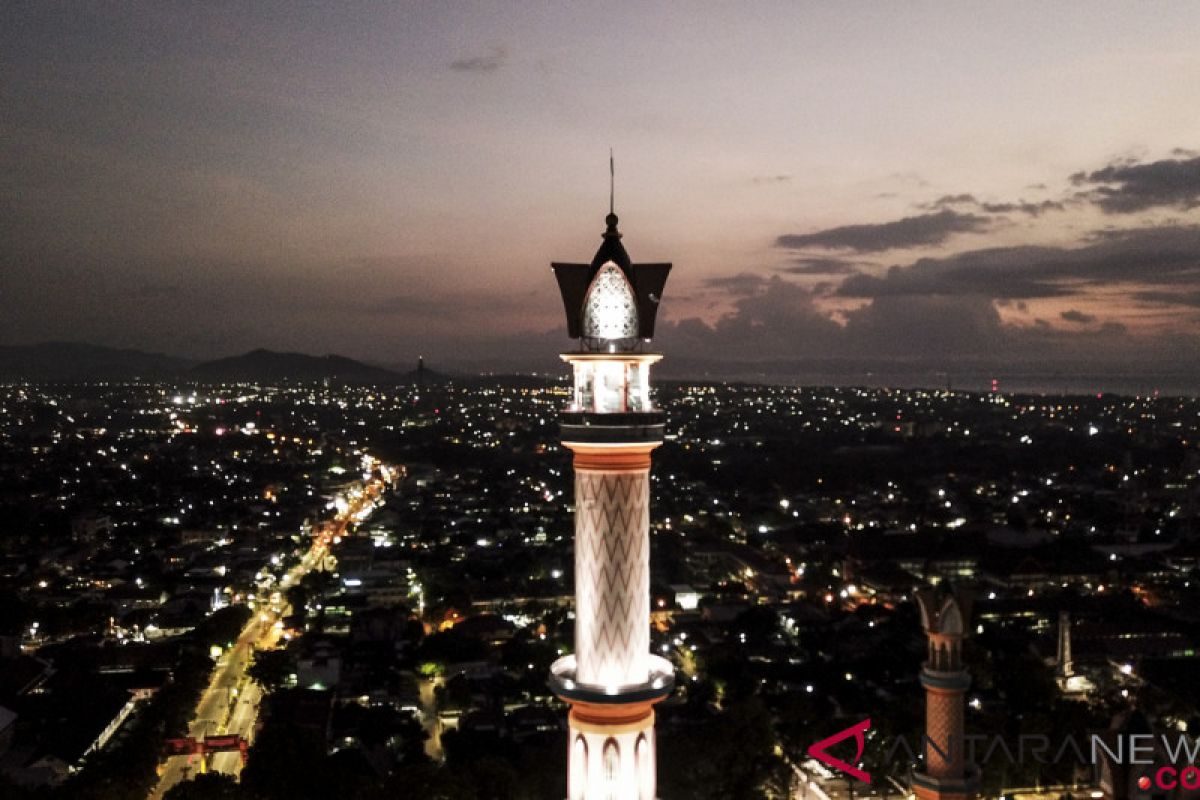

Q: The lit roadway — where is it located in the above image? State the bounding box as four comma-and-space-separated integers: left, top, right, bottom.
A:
419, 676, 445, 761
150, 611, 281, 799
150, 460, 395, 799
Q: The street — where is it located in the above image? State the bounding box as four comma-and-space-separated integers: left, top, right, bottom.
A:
149, 601, 284, 798
418, 676, 445, 761
149, 457, 394, 798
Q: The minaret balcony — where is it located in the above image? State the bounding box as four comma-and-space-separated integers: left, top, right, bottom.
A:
550, 654, 675, 705
919, 666, 972, 692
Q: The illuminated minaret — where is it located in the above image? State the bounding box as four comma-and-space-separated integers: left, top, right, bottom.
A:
548, 198, 674, 800
1055, 609, 1093, 695
1055, 610, 1074, 683
913, 588, 978, 800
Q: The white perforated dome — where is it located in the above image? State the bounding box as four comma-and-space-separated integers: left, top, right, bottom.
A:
582, 262, 638, 343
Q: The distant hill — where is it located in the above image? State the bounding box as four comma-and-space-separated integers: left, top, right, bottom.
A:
0, 343, 460, 384
189, 349, 403, 384
0, 342, 193, 381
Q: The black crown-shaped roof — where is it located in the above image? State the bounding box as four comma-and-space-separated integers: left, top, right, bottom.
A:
551, 214, 671, 341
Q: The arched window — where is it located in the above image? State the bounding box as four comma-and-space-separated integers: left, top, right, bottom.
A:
583, 263, 638, 345
570, 735, 588, 800
636, 733, 653, 799
603, 738, 620, 799
939, 601, 963, 635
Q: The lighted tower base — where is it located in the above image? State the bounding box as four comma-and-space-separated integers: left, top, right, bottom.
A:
565, 701, 661, 799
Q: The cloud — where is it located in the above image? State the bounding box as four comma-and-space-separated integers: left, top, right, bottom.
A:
983, 200, 1064, 216
775, 209, 991, 253
667, 276, 1025, 362
1060, 309, 1096, 324
837, 246, 1068, 299
782, 257, 862, 276
1132, 289, 1200, 308
929, 193, 978, 206
449, 45, 508, 73
658, 276, 845, 360
926, 193, 1065, 217
1071, 154, 1200, 213
703, 272, 772, 295
837, 224, 1200, 301
657, 274, 1196, 372
839, 293, 1008, 359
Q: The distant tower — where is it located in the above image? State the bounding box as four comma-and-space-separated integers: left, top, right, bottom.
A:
547, 201, 674, 800
1056, 610, 1074, 681
417, 355, 425, 388
913, 588, 978, 800
1055, 610, 1094, 696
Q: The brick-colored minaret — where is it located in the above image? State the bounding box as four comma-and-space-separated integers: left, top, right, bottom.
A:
548, 208, 674, 800
913, 588, 978, 800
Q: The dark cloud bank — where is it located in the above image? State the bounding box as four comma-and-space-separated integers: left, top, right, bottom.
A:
776, 209, 992, 253
1072, 155, 1200, 213
776, 152, 1200, 260
642, 153, 1200, 388
836, 225, 1200, 301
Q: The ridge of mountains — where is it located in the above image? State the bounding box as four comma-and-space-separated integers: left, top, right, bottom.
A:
0, 342, 446, 384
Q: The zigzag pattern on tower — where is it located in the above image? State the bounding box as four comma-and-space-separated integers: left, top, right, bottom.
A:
575, 470, 650, 686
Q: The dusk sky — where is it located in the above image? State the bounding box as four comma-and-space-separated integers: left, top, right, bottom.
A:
5, 3, 1200, 380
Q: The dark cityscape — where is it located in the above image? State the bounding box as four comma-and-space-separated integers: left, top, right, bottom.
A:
5, 3, 1200, 800
1, 374, 1199, 798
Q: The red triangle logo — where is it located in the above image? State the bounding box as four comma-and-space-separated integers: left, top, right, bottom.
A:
807, 718, 872, 784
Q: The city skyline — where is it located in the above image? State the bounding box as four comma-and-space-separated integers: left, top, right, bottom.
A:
5, 3, 1200, 382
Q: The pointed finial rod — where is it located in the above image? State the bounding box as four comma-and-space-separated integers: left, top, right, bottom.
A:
609, 148, 615, 215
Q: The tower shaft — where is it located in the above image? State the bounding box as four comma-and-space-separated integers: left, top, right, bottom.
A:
572, 448, 653, 688
554, 441, 670, 800
923, 677, 967, 779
